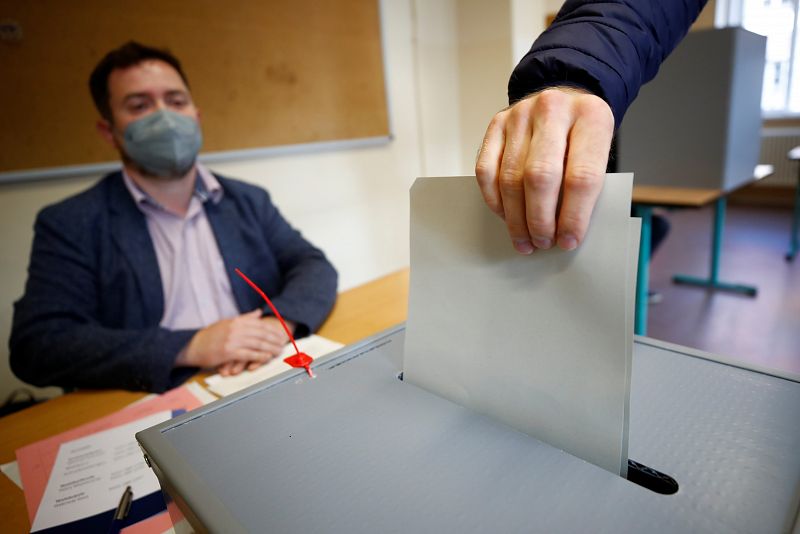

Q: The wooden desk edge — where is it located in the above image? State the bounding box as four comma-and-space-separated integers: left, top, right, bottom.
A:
632, 185, 722, 207
631, 166, 775, 208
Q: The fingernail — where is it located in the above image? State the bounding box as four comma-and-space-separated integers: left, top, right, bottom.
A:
532, 236, 552, 249
513, 239, 535, 255
557, 234, 578, 251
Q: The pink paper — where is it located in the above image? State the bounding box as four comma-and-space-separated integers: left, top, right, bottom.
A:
16, 385, 203, 523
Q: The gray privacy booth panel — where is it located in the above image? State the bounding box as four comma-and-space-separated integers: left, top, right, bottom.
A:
137, 327, 800, 533
617, 27, 766, 191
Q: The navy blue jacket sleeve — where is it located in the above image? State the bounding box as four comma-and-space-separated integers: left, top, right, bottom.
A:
9, 201, 197, 393
261, 207, 337, 339
222, 181, 338, 338
509, 0, 708, 126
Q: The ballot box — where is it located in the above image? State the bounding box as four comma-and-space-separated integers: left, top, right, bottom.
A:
617, 27, 766, 191
137, 326, 800, 533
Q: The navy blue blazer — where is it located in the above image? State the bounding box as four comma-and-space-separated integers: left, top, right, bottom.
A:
10, 171, 337, 392
509, 0, 708, 127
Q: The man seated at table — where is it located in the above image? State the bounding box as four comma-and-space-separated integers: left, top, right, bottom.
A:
9, 41, 337, 392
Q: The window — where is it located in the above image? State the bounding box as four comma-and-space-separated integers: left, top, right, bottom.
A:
718, 0, 800, 116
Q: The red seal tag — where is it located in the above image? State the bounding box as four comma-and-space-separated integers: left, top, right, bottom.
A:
235, 268, 315, 378
283, 352, 315, 378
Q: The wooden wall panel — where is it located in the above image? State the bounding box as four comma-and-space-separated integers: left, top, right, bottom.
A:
0, 0, 389, 172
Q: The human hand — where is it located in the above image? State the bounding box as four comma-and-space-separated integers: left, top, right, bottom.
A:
214, 316, 295, 376
177, 311, 291, 375
475, 87, 614, 254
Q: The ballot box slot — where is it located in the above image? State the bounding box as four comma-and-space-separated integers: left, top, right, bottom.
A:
625, 459, 678, 495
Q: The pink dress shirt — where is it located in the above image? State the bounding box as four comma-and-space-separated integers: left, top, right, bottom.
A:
122, 165, 241, 330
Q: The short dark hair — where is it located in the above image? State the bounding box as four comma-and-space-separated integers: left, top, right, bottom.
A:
89, 41, 190, 121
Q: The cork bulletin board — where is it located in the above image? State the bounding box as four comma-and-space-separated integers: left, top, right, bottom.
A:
0, 0, 389, 175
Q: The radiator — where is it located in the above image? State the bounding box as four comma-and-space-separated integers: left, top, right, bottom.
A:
758, 128, 800, 187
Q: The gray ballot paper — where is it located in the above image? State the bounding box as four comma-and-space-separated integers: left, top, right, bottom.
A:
403, 174, 639, 476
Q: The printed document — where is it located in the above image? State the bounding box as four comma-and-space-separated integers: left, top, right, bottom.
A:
31, 411, 171, 532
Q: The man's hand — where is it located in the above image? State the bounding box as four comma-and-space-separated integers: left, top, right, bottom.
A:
216, 316, 295, 376
176, 311, 292, 375
475, 87, 614, 254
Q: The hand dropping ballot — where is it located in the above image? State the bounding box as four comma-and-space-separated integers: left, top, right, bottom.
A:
403, 175, 639, 475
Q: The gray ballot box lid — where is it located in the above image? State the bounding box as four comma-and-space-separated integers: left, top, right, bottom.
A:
137, 326, 800, 533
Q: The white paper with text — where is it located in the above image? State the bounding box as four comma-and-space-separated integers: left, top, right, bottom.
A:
31, 411, 171, 532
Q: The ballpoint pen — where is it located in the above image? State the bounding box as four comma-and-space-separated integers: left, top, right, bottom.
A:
108, 485, 133, 534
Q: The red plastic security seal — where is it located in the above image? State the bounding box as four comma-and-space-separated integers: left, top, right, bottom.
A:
234, 268, 315, 378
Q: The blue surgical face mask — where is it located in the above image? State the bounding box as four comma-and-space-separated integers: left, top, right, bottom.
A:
122, 110, 203, 177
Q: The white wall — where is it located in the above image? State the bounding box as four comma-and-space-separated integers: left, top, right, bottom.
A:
457, 0, 514, 173
511, 0, 558, 63
0, 0, 544, 402
414, 0, 518, 176
413, 0, 464, 176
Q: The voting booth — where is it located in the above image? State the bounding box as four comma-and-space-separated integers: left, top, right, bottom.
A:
618, 27, 766, 191
137, 326, 800, 533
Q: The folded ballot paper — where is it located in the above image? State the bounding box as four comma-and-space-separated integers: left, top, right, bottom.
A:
403, 174, 640, 476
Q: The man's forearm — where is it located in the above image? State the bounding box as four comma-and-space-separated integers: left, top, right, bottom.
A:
10, 320, 196, 392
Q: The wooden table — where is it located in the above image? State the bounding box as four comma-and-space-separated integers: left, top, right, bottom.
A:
0, 269, 409, 533
630, 165, 773, 336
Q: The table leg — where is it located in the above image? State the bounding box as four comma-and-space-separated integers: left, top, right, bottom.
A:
633, 205, 652, 336
787, 173, 800, 262
673, 197, 758, 296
